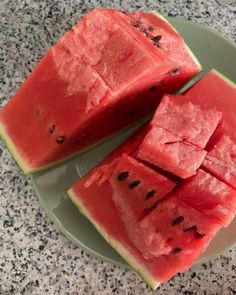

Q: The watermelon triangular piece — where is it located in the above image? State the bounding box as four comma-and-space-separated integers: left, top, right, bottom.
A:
176, 169, 236, 227
138, 196, 221, 261
109, 154, 175, 259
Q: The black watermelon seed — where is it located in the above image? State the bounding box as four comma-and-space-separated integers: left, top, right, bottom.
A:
145, 190, 156, 200
117, 171, 129, 181
151, 35, 162, 42
148, 26, 154, 32
172, 216, 184, 226
128, 110, 136, 116
149, 85, 157, 91
132, 20, 142, 28
140, 28, 149, 36
128, 180, 141, 189
195, 232, 206, 239
171, 67, 181, 75
49, 125, 56, 134
172, 247, 182, 254
56, 136, 66, 144
121, 10, 127, 14
183, 225, 198, 232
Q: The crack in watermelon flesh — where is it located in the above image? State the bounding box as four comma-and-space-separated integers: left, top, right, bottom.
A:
0, 9, 201, 174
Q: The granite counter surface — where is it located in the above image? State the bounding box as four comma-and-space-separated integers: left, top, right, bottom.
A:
0, 0, 236, 294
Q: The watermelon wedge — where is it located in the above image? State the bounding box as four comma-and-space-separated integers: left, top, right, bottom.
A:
0, 9, 201, 174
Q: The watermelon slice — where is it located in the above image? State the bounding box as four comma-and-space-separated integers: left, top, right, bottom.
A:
68, 129, 222, 289
0, 9, 201, 174
137, 95, 221, 178
176, 169, 236, 227
67, 70, 236, 288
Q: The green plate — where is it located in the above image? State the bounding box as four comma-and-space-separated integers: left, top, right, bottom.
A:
32, 18, 236, 267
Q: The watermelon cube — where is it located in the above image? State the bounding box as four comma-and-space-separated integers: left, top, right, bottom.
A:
137, 125, 207, 179
203, 134, 236, 190
151, 95, 222, 149
138, 196, 221, 261
137, 95, 221, 178
0, 9, 201, 174
176, 169, 236, 227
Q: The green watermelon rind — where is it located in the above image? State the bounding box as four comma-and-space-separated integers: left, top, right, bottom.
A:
0, 122, 30, 174
67, 188, 161, 290
150, 11, 202, 71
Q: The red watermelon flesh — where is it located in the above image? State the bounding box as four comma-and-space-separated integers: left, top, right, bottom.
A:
109, 153, 176, 259
203, 134, 236, 190
1, 8, 203, 173
176, 169, 236, 227
151, 95, 222, 149
68, 130, 221, 286
182, 69, 236, 188
139, 196, 221, 259
110, 10, 201, 94
183, 70, 236, 139
137, 126, 207, 178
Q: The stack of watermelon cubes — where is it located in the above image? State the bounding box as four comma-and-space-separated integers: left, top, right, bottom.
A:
0, 8, 236, 290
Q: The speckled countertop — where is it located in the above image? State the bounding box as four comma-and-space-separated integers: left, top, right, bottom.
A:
0, 0, 236, 294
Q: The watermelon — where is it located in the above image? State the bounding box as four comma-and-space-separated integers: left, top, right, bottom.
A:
109, 153, 176, 259
68, 70, 236, 288
137, 94, 221, 178
182, 69, 236, 188
176, 169, 236, 227
68, 128, 222, 289
138, 196, 221, 261
203, 134, 236, 189
0, 9, 201, 174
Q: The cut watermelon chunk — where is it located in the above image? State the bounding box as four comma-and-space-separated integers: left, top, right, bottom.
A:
137, 126, 207, 178
0, 9, 201, 174
110, 154, 176, 220
137, 95, 221, 178
109, 154, 175, 259
139, 196, 221, 261
176, 169, 236, 227
203, 134, 236, 190
151, 95, 222, 149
